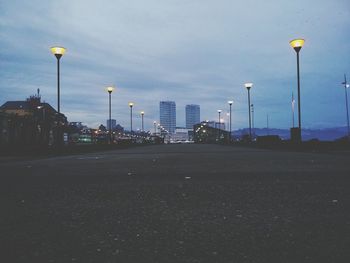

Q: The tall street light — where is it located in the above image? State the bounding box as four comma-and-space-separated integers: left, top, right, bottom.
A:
244, 82, 253, 140
342, 74, 350, 140
228, 101, 233, 141
107, 86, 114, 144
290, 38, 305, 141
141, 111, 145, 132
50, 46, 66, 114
217, 109, 222, 141
251, 103, 255, 138
129, 102, 134, 134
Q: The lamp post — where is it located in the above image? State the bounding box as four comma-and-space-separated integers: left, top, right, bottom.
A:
290, 38, 305, 141
244, 82, 253, 140
141, 111, 145, 132
228, 101, 233, 141
342, 74, 350, 140
51, 46, 66, 146
107, 86, 114, 144
129, 102, 134, 134
217, 110, 222, 141
50, 46, 66, 114
251, 103, 254, 138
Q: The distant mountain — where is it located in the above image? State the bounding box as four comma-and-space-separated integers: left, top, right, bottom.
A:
233, 127, 349, 141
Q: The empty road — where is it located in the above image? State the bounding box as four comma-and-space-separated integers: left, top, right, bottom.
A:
1, 144, 350, 262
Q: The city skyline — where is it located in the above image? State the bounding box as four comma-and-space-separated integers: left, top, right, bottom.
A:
1, 0, 349, 131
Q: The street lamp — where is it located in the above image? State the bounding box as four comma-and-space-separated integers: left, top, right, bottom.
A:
107, 86, 114, 144
342, 74, 350, 140
140, 111, 145, 132
290, 38, 305, 141
129, 102, 134, 134
50, 46, 66, 114
251, 103, 254, 138
228, 100, 233, 141
217, 109, 222, 141
244, 82, 253, 140
217, 110, 222, 129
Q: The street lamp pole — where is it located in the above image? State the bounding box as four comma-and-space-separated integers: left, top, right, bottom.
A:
141, 111, 145, 132
107, 86, 114, 144
290, 39, 305, 141
50, 47, 66, 114
228, 101, 233, 141
251, 103, 254, 138
217, 109, 222, 141
244, 83, 253, 140
342, 74, 350, 140
129, 102, 134, 134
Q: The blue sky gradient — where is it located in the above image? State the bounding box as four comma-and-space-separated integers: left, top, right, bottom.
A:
1, 0, 349, 131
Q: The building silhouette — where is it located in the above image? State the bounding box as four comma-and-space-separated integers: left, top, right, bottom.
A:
160, 101, 176, 134
186, 104, 200, 129
0, 93, 67, 148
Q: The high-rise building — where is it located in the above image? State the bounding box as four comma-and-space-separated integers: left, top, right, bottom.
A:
107, 119, 116, 130
160, 101, 176, 134
186, 104, 200, 129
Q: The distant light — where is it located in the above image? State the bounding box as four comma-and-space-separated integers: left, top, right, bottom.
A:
228, 100, 233, 105
141, 111, 145, 115
289, 39, 305, 51
244, 83, 253, 89
129, 102, 134, 107
217, 110, 222, 113
346, 84, 350, 88
50, 46, 66, 56
107, 86, 114, 93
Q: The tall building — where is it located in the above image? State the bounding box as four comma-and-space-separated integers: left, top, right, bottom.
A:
186, 104, 200, 129
160, 101, 176, 134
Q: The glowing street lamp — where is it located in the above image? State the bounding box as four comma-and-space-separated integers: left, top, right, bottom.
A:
290, 38, 305, 141
129, 102, 134, 133
244, 82, 253, 140
228, 100, 233, 140
107, 86, 114, 143
50, 46, 66, 114
140, 111, 145, 132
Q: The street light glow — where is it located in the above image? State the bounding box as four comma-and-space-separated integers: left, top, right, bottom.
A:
228, 100, 233, 105
106, 86, 114, 93
141, 111, 144, 115
129, 102, 134, 107
289, 39, 305, 49
50, 46, 66, 56
217, 110, 222, 113
244, 83, 253, 89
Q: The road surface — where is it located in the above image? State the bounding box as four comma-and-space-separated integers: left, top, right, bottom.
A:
1, 144, 349, 262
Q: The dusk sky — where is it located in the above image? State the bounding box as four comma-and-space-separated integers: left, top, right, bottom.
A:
1, 0, 349, 131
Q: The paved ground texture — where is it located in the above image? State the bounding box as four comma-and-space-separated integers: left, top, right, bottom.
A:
1, 144, 350, 263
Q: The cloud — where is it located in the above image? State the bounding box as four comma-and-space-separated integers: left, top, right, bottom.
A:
1, 0, 350, 130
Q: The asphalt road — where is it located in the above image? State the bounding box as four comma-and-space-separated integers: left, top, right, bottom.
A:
1, 144, 350, 262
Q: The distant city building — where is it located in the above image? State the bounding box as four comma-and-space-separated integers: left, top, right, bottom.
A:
186, 104, 200, 129
106, 119, 116, 130
205, 120, 225, 130
194, 122, 229, 143
172, 127, 190, 142
160, 101, 176, 134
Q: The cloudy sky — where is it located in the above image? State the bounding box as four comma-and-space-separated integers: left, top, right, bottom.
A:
1, 0, 349, 131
